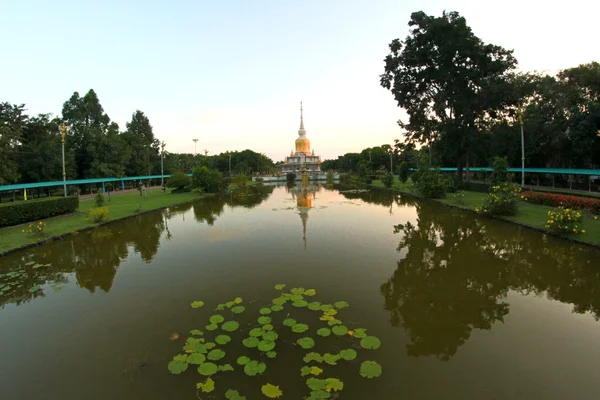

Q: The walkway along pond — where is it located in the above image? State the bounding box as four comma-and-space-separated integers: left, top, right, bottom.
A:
1, 184, 600, 399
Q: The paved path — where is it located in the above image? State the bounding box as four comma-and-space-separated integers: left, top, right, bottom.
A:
79, 186, 164, 201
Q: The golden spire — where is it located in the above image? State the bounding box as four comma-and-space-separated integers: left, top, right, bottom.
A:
311, 149, 315, 156
300, 101, 304, 130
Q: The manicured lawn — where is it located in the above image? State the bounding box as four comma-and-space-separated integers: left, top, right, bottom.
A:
373, 178, 600, 246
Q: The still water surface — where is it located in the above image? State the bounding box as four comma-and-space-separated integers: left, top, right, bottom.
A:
1, 184, 600, 399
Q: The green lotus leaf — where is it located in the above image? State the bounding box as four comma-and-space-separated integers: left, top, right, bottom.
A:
262, 324, 274, 331
187, 353, 206, 365
271, 305, 284, 312
190, 329, 204, 336
215, 304, 226, 311
323, 309, 337, 316
243, 360, 266, 376
262, 331, 278, 341
359, 360, 382, 378
306, 390, 331, 399
205, 342, 216, 349
196, 377, 215, 393
360, 336, 381, 350
353, 328, 367, 339
236, 356, 251, 365
231, 306, 245, 314
272, 297, 287, 306
258, 340, 276, 352
301, 365, 324, 376
290, 294, 304, 301
197, 362, 218, 376
297, 337, 315, 349
225, 301, 235, 308
219, 364, 234, 372
339, 349, 357, 361
292, 323, 309, 333
234, 297, 243, 304
242, 337, 259, 348
259, 307, 272, 315
186, 337, 202, 346
283, 318, 296, 327
221, 321, 240, 332
320, 304, 333, 311
207, 349, 226, 361
332, 325, 348, 336
205, 324, 218, 331
323, 353, 341, 365
266, 351, 277, 358
325, 378, 344, 392
327, 319, 342, 326
191, 301, 204, 309
293, 300, 308, 307
274, 284, 286, 290
173, 354, 188, 362
215, 335, 231, 345
290, 287, 305, 295
184, 341, 207, 354
303, 352, 323, 363
258, 316, 272, 324
317, 328, 331, 337
333, 301, 349, 309
168, 361, 187, 375
304, 289, 317, 296
306, 378, 327, 391
249, 327, 264, 337
261, 383, 283, 398
308, 302, 322, 311
225, 389, 247, 400
209, 314, 225, 324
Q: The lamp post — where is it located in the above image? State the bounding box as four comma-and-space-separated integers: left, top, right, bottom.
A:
193, 139, 198, 155
228, 153, 232, 176
160, 141, 166, 190
519, 110, 525, 187
60, 123, 67, 197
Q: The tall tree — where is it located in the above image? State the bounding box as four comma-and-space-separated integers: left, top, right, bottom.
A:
0, 103, 27, 185
122, 110, 159, 176
380, 11, 518, 179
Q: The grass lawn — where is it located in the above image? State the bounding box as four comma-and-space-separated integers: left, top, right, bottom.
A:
372, 178, 600, 246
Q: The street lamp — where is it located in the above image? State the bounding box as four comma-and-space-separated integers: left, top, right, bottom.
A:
160, 141, 166, 190
59, 123, 67, 197
193, 138, 198, 155
518, 110, 525, 187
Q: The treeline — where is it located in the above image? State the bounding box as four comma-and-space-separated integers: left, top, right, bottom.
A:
0, 89, 275, 186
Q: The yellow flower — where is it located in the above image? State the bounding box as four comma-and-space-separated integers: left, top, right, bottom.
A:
582, 230, 586, 233
595, 216, 598, 220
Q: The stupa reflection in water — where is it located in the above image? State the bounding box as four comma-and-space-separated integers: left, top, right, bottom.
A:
286, 183, 319, 250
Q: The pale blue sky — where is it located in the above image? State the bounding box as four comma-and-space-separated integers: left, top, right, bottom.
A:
2, 0, 598, 161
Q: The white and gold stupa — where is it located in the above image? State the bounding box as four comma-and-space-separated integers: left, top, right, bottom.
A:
279, 102, 321, 174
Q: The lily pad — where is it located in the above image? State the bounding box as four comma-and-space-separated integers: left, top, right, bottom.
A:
274, 284, 286, 290
216, 304, 226, 311
168, 360, 188, 374
283, 318, 296, 327
353, 328, 368, 339
221, 321, 240, 332
209, 314, 225, 324
237, 356, 251, 365
323, 309, 338, 316
243, 337, 259, 348
225, 389, 247, 400
234, 297, 243, 304
325, 378, 344, 392
197, 362, 218, 376
304, 289, 317, 296
266, 351, 277, 358
190, 329, 204, 336
297, 337, 315, 349
243, 360, 266, 376
207, 349, 226, 361
360, 336, 381, 350
292, 323, 309, 333
301, 365, 324, 376
219, 364, 234, 371
205, 342, 216, 349
303, 352, 323, 363
359, 360, 382, 378
259, 307, 272, 315
290, 294, 304, 301
317, 328, 331, 337
262, 324, 274, 331
261, 383, 283, 398
258, 340, 276, 352
334, 301, 349, 309
291, 287, 305, 295
196, 377, 215, 393
187, 353, 206, 365
306, 390, 331, 399
320, 304, 333, 311
270, 305, 284, 312
205, 324, 218, 331
327, 319, 342, 326
215, 335, 231, 345
249, 327, 264, 337
191, 301, 204, 308
308, 302, 322, 311
262, 331, 278, 341
258, 316, 272, 324
339, 349, 357, 361
306, 378, 327, 391
231, 306, 245, 314
332, 325, 348, 336
272, 297, 287, 306
323, 353, 341, 366
293, 300, 308, 307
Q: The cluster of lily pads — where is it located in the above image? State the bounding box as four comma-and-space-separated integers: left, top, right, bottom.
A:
168, 284, 382, 398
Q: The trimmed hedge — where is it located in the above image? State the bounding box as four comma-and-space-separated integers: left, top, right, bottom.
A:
0, 196, 79, 227
521, 191, 600, 214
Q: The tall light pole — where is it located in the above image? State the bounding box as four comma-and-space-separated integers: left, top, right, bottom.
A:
193, 138, 198, 155
160, 141, 166, 190
59, 123, 67, 196
228, 153, 232, 176
519, 110, 525, 187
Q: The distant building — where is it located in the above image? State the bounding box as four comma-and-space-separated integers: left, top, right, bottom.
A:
279, 102, 321, 174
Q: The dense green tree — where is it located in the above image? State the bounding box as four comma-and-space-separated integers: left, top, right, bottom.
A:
122, 110, 159, 176
0, 103, 27, 185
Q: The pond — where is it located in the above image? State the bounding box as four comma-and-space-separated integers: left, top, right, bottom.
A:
1, 183, 600, 399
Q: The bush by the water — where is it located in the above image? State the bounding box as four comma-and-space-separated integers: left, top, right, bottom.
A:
545, 208, 584, 234
382, 173, 395, 188
0, 196, 79, 227
87, 207, 109, 223
398, 161, 409, 183
490, 156, 510, 185
233, 174, 249, 187
286, 173, 296, 182
521, 191, 600, 214
192, 166, 227, 193
476, 183, 521, 216
94, 189, 105, 207
168, 172, 191, 191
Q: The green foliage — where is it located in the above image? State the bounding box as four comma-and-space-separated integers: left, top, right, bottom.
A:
197, 362, 218, 376
232, 174, 248, 187
490, 157, 510, 185
476, 183, 521, 216
332, 325, 348, 336
167, 172, 191, 190
243, 360, 266, 376
221, 321, 240, 332
207, 349, 226, 360
339, 349, 357, 360
191, 301, 204, 308
167, 359, 188, 374
301, 365, 324, 376
261, 383, 283, 398
297, 337, 315, 349
94, 189, 105, 206
274, 284, 286, 290
196, 377, 215, 393
286, 173, 296, 182
359, 361, 382, 378
382, 173, 395, 188
303, 352, 323, 363
413, 156, 446, 198
243, 337, 259, 348
192, 166, 227, 193
209, 314, 224, 324
0, 196, 79, 227
546, 208, 584, 234
292, 323, 309, 333
258, 340, 276, 352
87, 207, 109, 223
237, 356, 250, 365
316, 328, 331, 337
215, 335, 231, 345
398, 161, 409, 183
225, 389, 247, 400
360, 336, 382, 350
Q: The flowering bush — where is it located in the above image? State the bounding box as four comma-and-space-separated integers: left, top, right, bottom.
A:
476, 183, 521, 216
87, 207, 109, 223
521, 191, 600, 214
22, 221, 46, 235
452, 192, 465, 205
545, 208, 585, 234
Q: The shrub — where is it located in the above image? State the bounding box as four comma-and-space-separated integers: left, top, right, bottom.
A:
357, 161, 369, 180
22, 220, 46, 236
382, 173, 395, 188
88, 207, 109, 223
94, 189, 105, 207
326, 170, 334, 184
521, 191, 600, 214
398, 161, 409, 183
192, 166, 227, 193
256, 177, 264, 184
0, 196, 79, 227
476, 183, 521, 216
490, 156, 510, 185
545, 208, 584, 234
233, 174, 248, 187
168, 172, 191, 191
286, 173, 296, 182
446, 176, 458, 193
